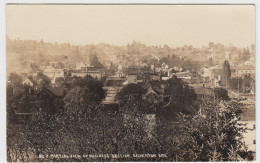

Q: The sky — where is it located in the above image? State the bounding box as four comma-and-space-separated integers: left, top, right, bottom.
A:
6, 5, 255, 48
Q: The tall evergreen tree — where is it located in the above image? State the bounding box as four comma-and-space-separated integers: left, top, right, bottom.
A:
222, 60, 231, 88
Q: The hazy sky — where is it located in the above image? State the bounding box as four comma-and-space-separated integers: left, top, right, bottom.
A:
6, 5, 255, 48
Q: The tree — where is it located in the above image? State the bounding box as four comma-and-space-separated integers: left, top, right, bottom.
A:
38, 73, 51, 86
242, 47, 250, 61
222, 60, 231, 88
8, 73, 22, 86
154, 99, 249, 161
229, 78, 243, 93
213, 87, 230, 101
89, 51, 103, 67
65, 76, 105, 106
164, 76, 198, 116
242, 74, 254, 94
116, 83, 146, 106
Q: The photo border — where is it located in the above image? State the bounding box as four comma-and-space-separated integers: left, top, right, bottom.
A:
0, 0, 258, 162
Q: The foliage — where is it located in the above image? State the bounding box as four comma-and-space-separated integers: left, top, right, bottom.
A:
155, 99, 249, 161
221, 60, 231, 87
164, 76, 198, 115
213, 87, 230, 101
229, 77, 243, 92
229, 75, 255, 94
242, 47, 250, 61
67, 76, 105, 105
242, 74, 254, 93
89, 53, 103, 67
116, 83, 146, 106
7, 96, 252, 161
7, 74, 253, 161
8, 73, 22, 86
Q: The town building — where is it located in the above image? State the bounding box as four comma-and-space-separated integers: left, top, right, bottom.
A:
43, 67, 64, 79
231, 66, 255, 78
102, 77, 126, 104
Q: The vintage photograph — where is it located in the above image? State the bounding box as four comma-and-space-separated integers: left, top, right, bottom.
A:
6, 4, 255, 161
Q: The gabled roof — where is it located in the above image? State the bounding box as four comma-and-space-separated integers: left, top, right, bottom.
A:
141, 81, 165, 95
15, 102, 36, 115
22, 76, 38, 85
145, 87, 160, 97
38, 87, 64, 97
61, 82, 73, 89
47, 87, 64, 96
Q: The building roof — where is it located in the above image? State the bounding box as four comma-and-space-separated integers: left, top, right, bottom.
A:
47, 87, 64, 96
15, 102, 36, 115
65, 76, 75, 83
22, 76, 38, 86
105, 80, 125, 87
38, 87, 64, 97
231, 66, 255, 70
55, 77, 65, 83
194, 87, 212, 96
141, 81, 165, 95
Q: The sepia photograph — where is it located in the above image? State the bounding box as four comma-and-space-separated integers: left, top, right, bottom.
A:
5, 4, 256, 162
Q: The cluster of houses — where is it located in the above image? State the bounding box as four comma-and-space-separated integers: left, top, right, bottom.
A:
8, 58, 256, 155
9, 58, 256, 116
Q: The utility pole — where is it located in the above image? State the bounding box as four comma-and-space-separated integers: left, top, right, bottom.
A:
153, 62, 155, 74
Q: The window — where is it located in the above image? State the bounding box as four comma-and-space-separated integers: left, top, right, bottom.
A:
253, 140, 256, 144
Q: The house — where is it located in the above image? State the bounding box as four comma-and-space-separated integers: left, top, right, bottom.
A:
86, 66, 106, 74
60, 82, 73, 92
86, 71, 102, 79
102, 87, 122, 104
52, 77, 65, 87
21, 76, 40, 91
104, 77, 126, 87
175, 71, 191, 79
231, 66, 255, 78
194, 87, 213, 99
200, 65, 221, 80
76, 62, 87, 70
38, 87, 64, 98
103, 84, 122, 105
22, 77, 37, 87
43, 67, 64, 79
189, 82, 214, 89
150, 73, 161, 81
102, 77, 126, 105
71, 70, 88, 78
141, 81, 166, 105
70, 69, 103, 79
14, 101, 37, 123
126, 74, 142, 84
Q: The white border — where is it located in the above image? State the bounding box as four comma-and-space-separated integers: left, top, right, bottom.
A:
0, 0, 258, 163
